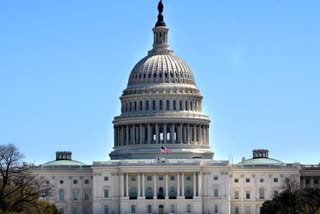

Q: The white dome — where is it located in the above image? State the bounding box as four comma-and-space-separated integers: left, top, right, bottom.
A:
127, 53, 195, 87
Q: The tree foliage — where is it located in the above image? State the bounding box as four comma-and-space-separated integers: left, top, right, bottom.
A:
0, 144, 55, 213
261, 176, 320, 214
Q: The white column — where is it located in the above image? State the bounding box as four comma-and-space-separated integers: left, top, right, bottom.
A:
199, 171, 202, 196
187, 125, 191, 144
179, 124, 183, 144
170, 124, 175, 144
126, 126, 129, 145
126, 173, 129, 198
138, 173, 141, 197
139, 124, 143, 144
165, 174, 169, 199
193, 172, 196, 197
164, 124, 167, 144
120, 173, 124, 197
193, 125, 197, 144
132, 125, 136, 144
182, 172, 185, 197
153, 174, 157, 198
156, 124, 159, 144
177, 173, 180, 197
142, 173, 145, 197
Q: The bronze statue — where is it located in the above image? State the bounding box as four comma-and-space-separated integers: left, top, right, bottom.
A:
155, 0, 166, 27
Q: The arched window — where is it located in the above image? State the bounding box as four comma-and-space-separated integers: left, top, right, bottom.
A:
129, 102, 132, 111
179, 100, 183, 110
146, 101, 149, 111
147, 205, 152, 213
159, 100, 163, 110
139, 101, 143, 111
134, 101, 137, 111
173, 100, 176, 110
59, 189, 64, 201
166, 100, 170, 110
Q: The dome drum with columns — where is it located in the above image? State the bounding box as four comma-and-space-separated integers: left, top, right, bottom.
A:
109, 1, 213, 160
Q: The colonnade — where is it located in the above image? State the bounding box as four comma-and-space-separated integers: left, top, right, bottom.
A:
114, 123, 209, 147
120, 171, 203, 199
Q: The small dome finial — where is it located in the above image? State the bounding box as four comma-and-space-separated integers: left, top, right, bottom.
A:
155, 0, 166, 27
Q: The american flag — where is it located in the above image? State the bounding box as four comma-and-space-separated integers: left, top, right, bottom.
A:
160, 146, 169, 154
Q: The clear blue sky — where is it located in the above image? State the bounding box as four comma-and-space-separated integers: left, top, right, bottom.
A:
0, 1, 319, 165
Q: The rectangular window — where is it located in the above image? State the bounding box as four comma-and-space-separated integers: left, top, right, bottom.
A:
73, 180, 78, 184
104, 189, 109, 198
147, 205, 152, 213
214, 189, 219, 197
131, 205, 136, 214
170, 176, 175, 181
84, 179, 89, 184
186, 176, 191, 181
213, 175, 219, 180
84, 207, 90, 214
72, 191, 79, 201
235, 207, 239, 214
214, 204, 218, 213
246, 178, 250, 183
152, 100, 156, 110
274, 191, 279, 197
245, 207, 251, 214
274, 178, 278, 182
84, 192, 89, 201
139, 101, 143, 111
146, 101, 149, 110
187, 204, 192, 213
147, 176, 152, 181
179, 101, 183, 110
159, 176, 163, 181
173, 100, 176, 110
131, 176, 136, 181
234, 191, 239, 199
104, 176, 109, 181
72, 207, 78, 214
234, 178, 239, 183
246, 191, 250, 199
59, 180, 64, 184
170, 205, 175, 213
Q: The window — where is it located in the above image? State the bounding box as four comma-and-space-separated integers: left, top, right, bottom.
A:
260, 178, 264, 183
72, 191, 79, 201
46, 180, 50, 185
214, 204, 219, 213
235, 207, 240, 214
259, 188, 265, 199
147, 176, 152, 181
274, 191, 279, 197
173, 100, 176, 110
187, 204, 192, 213
129, 102, 132, 111
84, 207, 90, 214
152, 100, 156, 110
214, 175, 219, 180
246, 191, 250, 199
245, 178, 250, 183
73, 180, 78, 184
170, 176, 175, 181
72, 207, 78, 214
186, 176, 191, 181
234, 178, 239, 183
104, 206, 109, 214
166, 100, 170, 110
147, 205, 152, 213
159, 100, 163, 110
185, 101, 188, 110
245, 207, 251, 214
274, 178, 278, 183
234, 191, 239, 199
85, 179, 89, 184
170, 204, 176, 213
131, 205, 136, 213
84, 192, 89, 201
131, 176, 136, 181
146, 101, 149, 110
139, 101, 143, 111
213, 188, 219, 197
59, 208, 64, 214
104, 189, 109, 198
134, 101, 137, 111
159, 176, 163, 181
59, 189, 64, 201
59, 180, 64, 184
179, 101, 183, 110
104, 176, 109, 181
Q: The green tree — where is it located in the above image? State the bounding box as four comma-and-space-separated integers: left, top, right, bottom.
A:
0, 144, 53, 213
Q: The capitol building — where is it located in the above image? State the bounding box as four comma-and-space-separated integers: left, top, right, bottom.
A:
33, 1, 320, 214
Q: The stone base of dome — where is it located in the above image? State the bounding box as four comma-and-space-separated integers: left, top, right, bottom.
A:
109, 146, 214, 160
